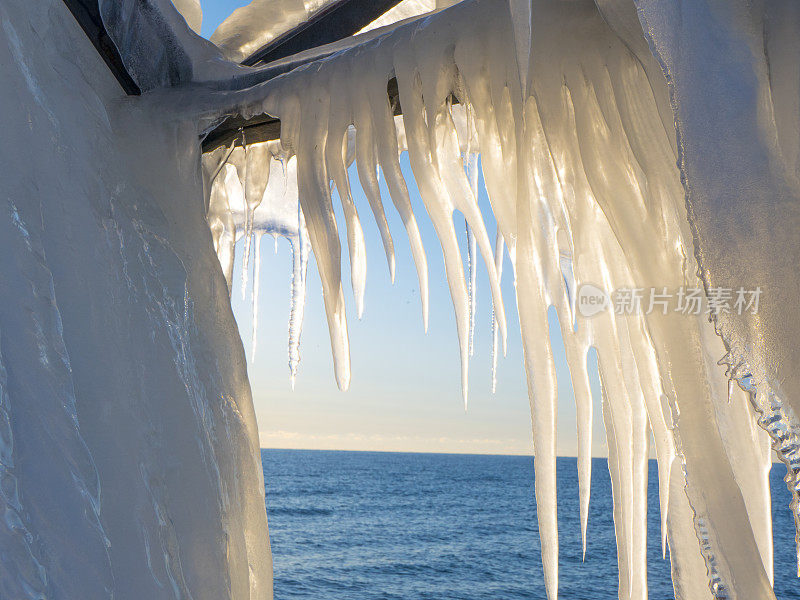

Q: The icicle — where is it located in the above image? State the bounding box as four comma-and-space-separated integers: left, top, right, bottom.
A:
464, 152, 479, 358
631, 389, 649, 600
602, 374, 630, 600
564, 338, 593, 562
355, 113, 396, 283
236, 141, 271, 301
441, 114, 508, 361
433, 101, 508, 398
394, 66, 472, 404
624, 314, 674, 565
288, 205, 310, 389
515, 155, 559, 600
206, 141, 236, 191
250, 233, 262, 362
658, 395, 673, 559
597, 341, 637, 600
240, 137, 251, 300
326, 126, 367, 318
465, 219, 476, 357
490, 228, 504, 393
211, 163, 244, 292
372, 100, 430, 330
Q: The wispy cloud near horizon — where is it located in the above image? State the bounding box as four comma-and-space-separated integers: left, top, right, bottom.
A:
258, 429, 535, 455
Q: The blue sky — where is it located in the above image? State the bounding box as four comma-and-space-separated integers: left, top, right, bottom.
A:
202, 1, 607, 455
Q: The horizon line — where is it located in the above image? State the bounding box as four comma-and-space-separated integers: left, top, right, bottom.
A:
260, 446, 789, 465
259, 447, 788, 464
259, 446, 615, 459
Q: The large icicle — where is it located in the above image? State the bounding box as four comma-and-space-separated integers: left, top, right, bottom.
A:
634, 0, 800, 574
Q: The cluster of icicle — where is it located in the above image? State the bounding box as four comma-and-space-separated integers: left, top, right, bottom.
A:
203, 141, 310, 385
199, 0, 800, 598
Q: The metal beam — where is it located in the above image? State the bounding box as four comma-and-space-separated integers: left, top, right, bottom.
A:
242, 0, 404, 67
62, 0, 141, 95
202, 113, 282, 152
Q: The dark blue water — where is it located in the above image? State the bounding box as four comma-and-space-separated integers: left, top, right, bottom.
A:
261, 450, 800, 599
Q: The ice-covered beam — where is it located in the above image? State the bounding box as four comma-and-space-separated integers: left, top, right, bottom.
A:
202, 77, 406, 152
202, 72, 459, 153
241, 0, 405, 67
60, 0, 141, 95
61, 0, 397, 150
203, 112, 282, 152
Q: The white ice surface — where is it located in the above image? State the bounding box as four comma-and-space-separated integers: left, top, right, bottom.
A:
0, 1, 272, 598
171, 0, 203, 34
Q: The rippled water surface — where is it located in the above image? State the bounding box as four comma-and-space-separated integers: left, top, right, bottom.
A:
261, 450, 800, 599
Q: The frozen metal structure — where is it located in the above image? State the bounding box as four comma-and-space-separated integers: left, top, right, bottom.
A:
2, 0, 799, 599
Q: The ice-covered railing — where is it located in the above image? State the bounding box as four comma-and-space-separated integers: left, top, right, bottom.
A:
166, 0, 800, 598
211, 0, 347, 63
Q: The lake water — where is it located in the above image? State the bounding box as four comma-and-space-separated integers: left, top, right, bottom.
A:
261, 450, 799, 599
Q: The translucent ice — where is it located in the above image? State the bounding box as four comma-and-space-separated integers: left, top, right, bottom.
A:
194, 1, 798, 597
6, 0, 800, 599
205, 144, 311, 383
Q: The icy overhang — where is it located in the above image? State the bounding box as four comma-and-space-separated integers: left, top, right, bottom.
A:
61, 0, 432, 150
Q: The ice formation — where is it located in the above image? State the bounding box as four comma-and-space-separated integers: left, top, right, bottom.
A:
204, 142, 310, 382
1, 1, 271, 599
194, 0, 800, 598
171, 0, 202, 34
3, 0, 800, 598
210, 0, 328, 63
